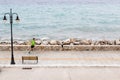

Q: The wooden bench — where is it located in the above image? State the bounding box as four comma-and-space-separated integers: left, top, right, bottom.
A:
22, 56, 38, 64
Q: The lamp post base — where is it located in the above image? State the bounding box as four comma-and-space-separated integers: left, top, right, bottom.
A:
11, 56, 15, 64
11, 61, 15, 64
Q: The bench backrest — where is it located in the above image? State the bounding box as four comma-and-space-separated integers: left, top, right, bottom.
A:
22, 56, 38, 60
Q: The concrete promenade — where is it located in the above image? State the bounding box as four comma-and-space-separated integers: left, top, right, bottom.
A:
1, 67, 120, 80
0, 51, 120, 80
0, 51, 120, 66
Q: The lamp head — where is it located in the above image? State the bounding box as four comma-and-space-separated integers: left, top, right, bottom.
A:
3, 16, 7, 21
16, 16, 20, 21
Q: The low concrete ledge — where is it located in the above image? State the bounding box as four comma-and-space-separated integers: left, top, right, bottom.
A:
1, 65, 120, 68
0, 45, 120, 51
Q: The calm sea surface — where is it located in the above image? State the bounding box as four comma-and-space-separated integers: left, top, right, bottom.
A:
0, 4, 120, 41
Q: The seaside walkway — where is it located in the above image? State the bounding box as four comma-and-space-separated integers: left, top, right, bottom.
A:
0, 51, 120, 80
0, 51, 120, 66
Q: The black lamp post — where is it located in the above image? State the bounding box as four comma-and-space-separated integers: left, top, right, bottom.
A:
3, 9, 20, 64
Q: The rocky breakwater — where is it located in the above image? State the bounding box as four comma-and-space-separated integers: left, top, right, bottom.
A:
0, 38, 120, 51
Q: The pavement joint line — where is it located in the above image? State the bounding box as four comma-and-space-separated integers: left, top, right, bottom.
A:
1, 65, 120, 68
0, 57, 120, 61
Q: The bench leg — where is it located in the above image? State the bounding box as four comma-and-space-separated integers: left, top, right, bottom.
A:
36, 57, 38, 64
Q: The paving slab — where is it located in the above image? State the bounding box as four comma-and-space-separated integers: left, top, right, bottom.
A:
0, 67, 120, 80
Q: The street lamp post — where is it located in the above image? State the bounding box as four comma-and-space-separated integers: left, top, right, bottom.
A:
3, 9, 20, 64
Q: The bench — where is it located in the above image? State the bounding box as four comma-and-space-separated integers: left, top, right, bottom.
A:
22, 56, 38, 64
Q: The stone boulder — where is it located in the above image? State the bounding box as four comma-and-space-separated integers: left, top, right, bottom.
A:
94, 40, 109, 45
63, 39, 71, 45
80, 40, 92, 45
94, 41, 99, 45
50, 40, 58, 45
70, 38, 77, 43
35, 40, 42, 45
17, 41, 25, 45
13, 41, 19, 45
41, 41, 49, 45
0, 41, 10, 45
24, 40, 31, 45
99, 40, 108, 45
107, 40, 115, 45
73, 42, 80, 45
57, 41, 63, 45
115, 40, 120, 45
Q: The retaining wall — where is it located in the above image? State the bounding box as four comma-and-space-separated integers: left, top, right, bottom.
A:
0, 45, 120, 51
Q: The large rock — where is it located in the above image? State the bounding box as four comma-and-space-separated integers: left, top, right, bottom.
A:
63, 39, 71, 45
94, 40, 109, 45
17, 41, 25, 45
24, 40, 31, 45
57, 41, 63, 45
99, 40, 108, 45
50, 40, 58, 45
70, 38, 77, 43
73, 42, 80, 45
94, 41, 99, 45
0, 41, 10, 45
13, 41, 19, 45
41, 41, 49, 45
40, 37, 50, 45
115, 40, 120, 45
35, 40, 42, 45
107, 40, 115, 45
80, 40, 92, 45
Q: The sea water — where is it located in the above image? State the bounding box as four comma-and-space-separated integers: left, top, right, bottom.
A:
0, 3, 120, 41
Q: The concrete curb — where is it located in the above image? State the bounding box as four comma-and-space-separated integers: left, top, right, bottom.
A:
1, 64, 120, 68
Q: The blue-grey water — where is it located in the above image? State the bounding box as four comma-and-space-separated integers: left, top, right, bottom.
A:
0, 3, 120, 41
